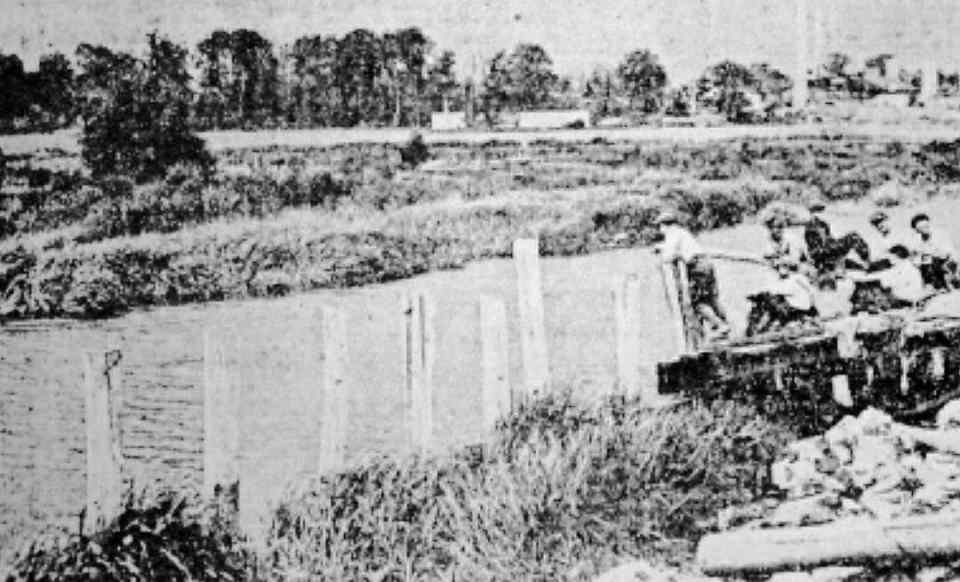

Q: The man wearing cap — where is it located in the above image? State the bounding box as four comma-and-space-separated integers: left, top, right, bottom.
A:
654, 211, 764, 340
866, 209, 907, 270
804, 201, 871, 283
747, 260, 818, 335
763, 215, 809, 272
850, 244, 930, 312
910, 212, 958, 290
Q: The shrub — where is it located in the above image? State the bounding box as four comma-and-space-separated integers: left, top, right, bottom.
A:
399, 133, 430, 169
6, 491, 248, 581
266, 393, 792, 580
78, 35, 214, 182
61, 262, 128, 318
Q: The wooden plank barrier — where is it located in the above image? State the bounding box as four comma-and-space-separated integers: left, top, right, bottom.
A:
319, 306, 348, 472
513, 239, 549, 397
404, 292, 435, 454
698, 512, 960, 576
83, 348, 125, 532
480, 296, 511, 432
203, 327, 239, 509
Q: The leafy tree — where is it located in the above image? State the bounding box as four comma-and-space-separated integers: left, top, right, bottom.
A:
335, 29, 383, 125
288, 34, 341, 126
584, 67, 621, 117
865, 53, 895, 78
196, 29, 280, 128
0, 54, 30, 131
423, 49, 460, 114
31, 53, 75, 127
825, 52, 852, 77
698, 61, 756, 121
481, 43, 558, 119
749, 63, 792, 107
381, 27, 432, 126
616, 49, 667, 113
77, 34, 211, 181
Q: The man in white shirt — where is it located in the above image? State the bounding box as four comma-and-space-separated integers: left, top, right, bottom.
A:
910, 213, 959, 290
746, 261, 818, 335
850, 244, 929, 312
880, 245, 928, 306
866, 210, 908, 269
654, 211, 766, 340
763, 215, 811, 275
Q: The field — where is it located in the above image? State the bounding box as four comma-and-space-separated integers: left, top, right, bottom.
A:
5, 126, 960, 577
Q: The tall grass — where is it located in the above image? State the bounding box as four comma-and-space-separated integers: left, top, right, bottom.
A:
4, 393, 793, 581
264, 393, 793, 580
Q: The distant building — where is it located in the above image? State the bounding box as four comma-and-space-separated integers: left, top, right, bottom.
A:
430, 112, 468, 131
514, 110, 591, 129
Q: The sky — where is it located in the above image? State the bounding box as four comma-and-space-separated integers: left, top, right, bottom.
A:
4, 0, 960, 83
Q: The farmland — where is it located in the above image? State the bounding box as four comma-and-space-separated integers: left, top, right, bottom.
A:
5, 126, 960, 578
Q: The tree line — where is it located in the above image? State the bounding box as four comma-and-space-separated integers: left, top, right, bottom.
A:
0, 26, 783, 134
2, 26, 950, 139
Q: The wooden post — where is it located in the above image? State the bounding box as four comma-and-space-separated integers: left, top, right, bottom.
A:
931, 347, 947, 381
513, 239, 549, 397
319, 306, 348, 472
831, 374, 853, 407
403, 292, 434, 454
659, 260, 689, 355
613, 276, 643, 397
83, 349, 124, 532
480, 297, 510, 433
203, 327, 239, 508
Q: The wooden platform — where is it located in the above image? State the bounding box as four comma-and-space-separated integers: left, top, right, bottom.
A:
658, 314, 960, 433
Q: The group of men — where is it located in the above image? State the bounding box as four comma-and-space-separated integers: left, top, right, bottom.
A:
654, 202, 960, 341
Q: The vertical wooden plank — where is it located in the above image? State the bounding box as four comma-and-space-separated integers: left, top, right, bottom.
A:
613, 276, 642, 397
480, 297, 510, 433
931, 347, 947, 381
659, 260, 689, 356
403, 292, 434, 454
319, 306, 348, 473
203, 327, 239, 507
83, 349, 124, 532
513, 239, 549, 397
674, 260, 701, 352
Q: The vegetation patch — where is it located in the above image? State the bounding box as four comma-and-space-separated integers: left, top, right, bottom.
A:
5, 394, 792, 581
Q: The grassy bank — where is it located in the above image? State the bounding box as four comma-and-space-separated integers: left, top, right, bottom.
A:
5, 393, 793, 581
1, 136, 958, 320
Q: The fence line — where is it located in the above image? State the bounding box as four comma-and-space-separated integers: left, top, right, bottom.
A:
514, 238, 549, 398
83, 349, 124, 533
77, 238, 670, 537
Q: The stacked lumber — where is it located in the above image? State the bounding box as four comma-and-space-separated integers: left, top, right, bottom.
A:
698, 404, 960, 580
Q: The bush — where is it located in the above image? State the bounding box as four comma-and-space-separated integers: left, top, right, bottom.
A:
61, 262, 128, 318
6, 491, 248, 581
266, 393, 792, 580
399, 133, 430, 169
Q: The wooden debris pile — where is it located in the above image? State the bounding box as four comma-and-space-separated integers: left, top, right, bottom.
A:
699, 403, 960, 580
